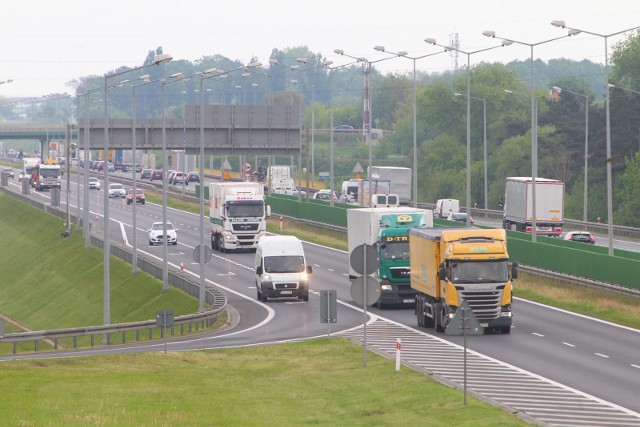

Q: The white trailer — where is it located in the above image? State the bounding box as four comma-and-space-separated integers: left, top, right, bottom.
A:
502, 177, 564, 236
368, 166, 412, 205
268, 165, 295, 195
209, 182, 271, 252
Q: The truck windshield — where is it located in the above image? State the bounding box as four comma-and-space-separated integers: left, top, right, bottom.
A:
264, 256, 305, 273
227, 202, 264, 218
39, 169, 60, 178
381, 241, 410, 260
449, 260, 508, 283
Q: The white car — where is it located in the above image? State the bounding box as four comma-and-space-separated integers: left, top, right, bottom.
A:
108, 183, 126, 198
88, 177, 100, 190
312, 189, 337, 201
148, 222, 178, 246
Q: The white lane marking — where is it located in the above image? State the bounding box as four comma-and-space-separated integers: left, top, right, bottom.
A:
532, 332, 544, 337
631, 364, 640, 370
562, 342, 576, 347
595, 353, 610, 358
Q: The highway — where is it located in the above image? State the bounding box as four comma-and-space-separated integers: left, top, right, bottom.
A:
3, 172, 640, 426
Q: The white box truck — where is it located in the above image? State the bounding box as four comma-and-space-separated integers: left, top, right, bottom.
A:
268, 165, 295, 195
209, 182, 270, 252
502, 177, 564, 236
255, 235, 313, 302
347, 207, 433, 307
368, 166, 412, 205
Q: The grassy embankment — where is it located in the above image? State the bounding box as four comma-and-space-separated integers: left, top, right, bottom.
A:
0, 192, 220, 353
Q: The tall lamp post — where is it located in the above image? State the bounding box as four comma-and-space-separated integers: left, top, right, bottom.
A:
551, 22, 640, 255
425, 38, 511, 225
483, 30, 578, 241
196, 62, 262, 310
373, 46, 447, 208
102, 54, 172, 325
454, 92, 487, 209
552, 86, 589, 222
334, 49, 396, 207
130, 74, 163, 274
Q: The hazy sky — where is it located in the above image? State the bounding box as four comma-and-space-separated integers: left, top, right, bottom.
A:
2, 0, 640, 98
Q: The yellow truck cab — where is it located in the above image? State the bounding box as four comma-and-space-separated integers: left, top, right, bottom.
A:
410, 227, 517, 334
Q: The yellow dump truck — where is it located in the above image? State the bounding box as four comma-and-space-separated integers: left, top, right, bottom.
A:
409, 227, 517, 334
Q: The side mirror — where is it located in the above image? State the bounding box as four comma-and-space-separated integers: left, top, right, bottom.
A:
438, 268, 447, 280
306, 265, 313, 274
511, 262, 519, 280
256, 266, 263, 275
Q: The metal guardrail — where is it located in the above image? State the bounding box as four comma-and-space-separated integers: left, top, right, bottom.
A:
0, 187, 228, 354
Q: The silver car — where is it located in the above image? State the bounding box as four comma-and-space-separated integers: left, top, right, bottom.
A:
108, 183, 126, 198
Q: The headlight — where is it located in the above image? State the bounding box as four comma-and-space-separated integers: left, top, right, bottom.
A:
381, 284, 392, 291
263, 274, 271, 281
299, 272, 308, 281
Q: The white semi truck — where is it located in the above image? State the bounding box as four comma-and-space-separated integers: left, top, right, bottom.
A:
347, 207, 432, 307
368, 166, 412, 205
501, 177, 565, 236
209, 182, 271, 252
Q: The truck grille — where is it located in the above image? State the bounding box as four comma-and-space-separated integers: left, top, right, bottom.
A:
232, 223, 259, 232
389, 267, 410, 279
457, 288, 502, 321
275, 283, 298, 290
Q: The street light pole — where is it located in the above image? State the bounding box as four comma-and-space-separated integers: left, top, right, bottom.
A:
483, 30, 577, 241
551, 21, 640, 255
426, 38, 510, 225
374, 46, 447, 208
552, 86, 589, 222
334, 49, 397, 207
454, 92, 487, 209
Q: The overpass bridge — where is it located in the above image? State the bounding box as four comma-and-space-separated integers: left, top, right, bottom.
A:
2, 104, 301, 156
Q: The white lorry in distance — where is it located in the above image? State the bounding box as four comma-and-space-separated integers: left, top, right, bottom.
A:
209, 182, 270, 252
255, 235, 312, 302
434, 199, 460, 219
268, 165, 295, 195
501, 177, 564, 236
367, 166, 412, 205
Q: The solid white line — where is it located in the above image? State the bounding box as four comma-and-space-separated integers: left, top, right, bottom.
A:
595, 353, 610, 358
532, 332, 544, 337
631, 364, 640, 370
562, 342, 576, 347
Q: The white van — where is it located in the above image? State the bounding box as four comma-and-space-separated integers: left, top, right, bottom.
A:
435, 199, 460, 219
255, 235, 313, 302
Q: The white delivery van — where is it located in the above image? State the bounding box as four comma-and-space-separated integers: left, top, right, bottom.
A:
255, 235, 313, 302
435, 199, 460, 219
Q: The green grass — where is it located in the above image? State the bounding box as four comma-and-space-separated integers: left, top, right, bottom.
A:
0, 192, 215, 351
0, 339, 529, 427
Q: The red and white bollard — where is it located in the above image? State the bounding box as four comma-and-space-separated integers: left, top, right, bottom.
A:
279, 216, 283, 230
395, 338, 401, 372
180, 262, 184, 271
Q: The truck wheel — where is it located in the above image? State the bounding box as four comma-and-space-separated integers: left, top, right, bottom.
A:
260, 288, 268, 302
218, 236, 226, 253
256, 287, 262, 301
302, 293, 309, 302
416, 299, 424, 327
211, 235, 218, 250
